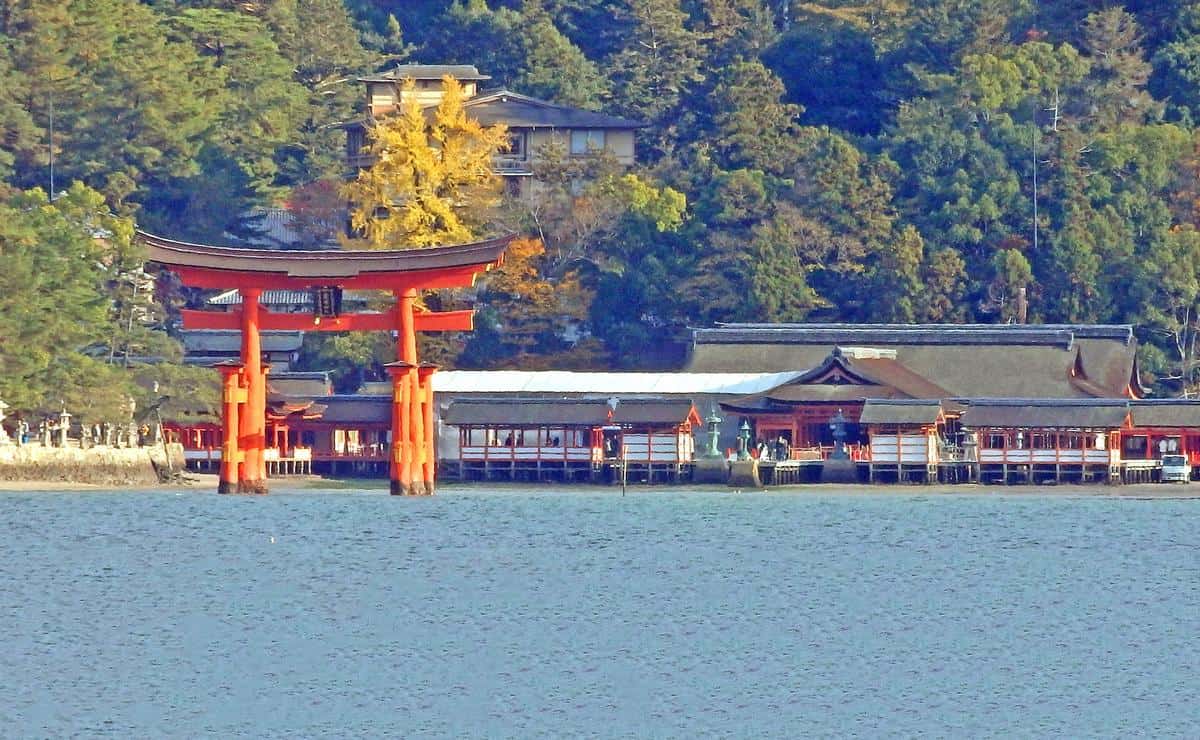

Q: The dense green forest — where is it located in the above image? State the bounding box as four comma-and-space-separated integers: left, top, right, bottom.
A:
6, 1, 1200, 396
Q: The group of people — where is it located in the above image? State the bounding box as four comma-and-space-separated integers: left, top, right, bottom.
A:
754, 436, 791, 462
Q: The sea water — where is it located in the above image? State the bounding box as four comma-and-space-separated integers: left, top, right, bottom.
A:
1, 485, 1198, 737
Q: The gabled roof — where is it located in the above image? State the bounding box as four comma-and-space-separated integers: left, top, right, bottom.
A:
359, 64, 491, 83
463, 90, 645, 129
687, 324, 1139, 398
960, 399, 1130, 429
722, 348, 951, 410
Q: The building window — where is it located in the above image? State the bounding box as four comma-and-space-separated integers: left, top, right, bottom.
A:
507, 132, 526, 158
986, 433, 1006, 449
570, 130, 605, 155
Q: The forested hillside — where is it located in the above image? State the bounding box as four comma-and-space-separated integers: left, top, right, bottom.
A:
6, 1, 1200, 390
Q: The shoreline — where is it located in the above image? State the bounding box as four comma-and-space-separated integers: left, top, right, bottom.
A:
2, 476, 1200, 498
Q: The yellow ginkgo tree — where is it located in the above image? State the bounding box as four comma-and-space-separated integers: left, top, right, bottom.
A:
342, 75, 509, 249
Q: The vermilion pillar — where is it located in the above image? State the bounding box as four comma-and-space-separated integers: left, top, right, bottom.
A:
384, 361, 413, 495
258, 363, 271, 483
418, 363, 438, 494
408, 365, 425, 494
215, 361, 244, 495
394, 289, 420, 495
239, 288, 267, 494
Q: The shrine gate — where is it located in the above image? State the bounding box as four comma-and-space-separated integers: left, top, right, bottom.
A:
142, 231, 510, 495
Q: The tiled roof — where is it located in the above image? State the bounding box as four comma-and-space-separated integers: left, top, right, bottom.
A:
463, 90, 645, 129
314, 396, 392, 424
360, 64, 490, 82
444, 399, 610, 426
1129, 400, 1200, 427
858, 400, 943, 425
181, 330, 304, 353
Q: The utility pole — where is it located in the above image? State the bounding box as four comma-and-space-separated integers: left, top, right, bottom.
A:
1032, 116, 1039, 256
48, 88, 54, 201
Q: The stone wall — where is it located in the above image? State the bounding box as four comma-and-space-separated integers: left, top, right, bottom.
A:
0, 443, 185, 486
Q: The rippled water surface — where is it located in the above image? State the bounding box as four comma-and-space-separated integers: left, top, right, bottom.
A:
2, 485, 1198, 737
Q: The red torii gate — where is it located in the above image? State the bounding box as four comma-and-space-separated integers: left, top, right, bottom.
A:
141, 231, 510, 495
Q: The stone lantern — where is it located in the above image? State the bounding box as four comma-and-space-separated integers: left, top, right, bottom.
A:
828, 408, 848, 460
737, 418, 752, 461
58, 407, 71, 448
702, 404, 723, 459
0, 398, 9, 445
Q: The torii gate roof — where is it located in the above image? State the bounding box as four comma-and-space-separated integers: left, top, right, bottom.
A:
139, 230, 511, 290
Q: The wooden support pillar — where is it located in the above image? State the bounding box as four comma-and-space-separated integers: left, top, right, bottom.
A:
238, 288, 268, 494
384, 361, 414, 495
408, 365, 425, 494
391, 288, 420, 495
215, 361, 244, 494
418, 363, 438, 494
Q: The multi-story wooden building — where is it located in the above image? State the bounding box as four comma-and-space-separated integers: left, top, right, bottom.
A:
345, 64, 644, 198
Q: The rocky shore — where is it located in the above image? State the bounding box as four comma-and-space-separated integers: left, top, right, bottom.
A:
0, 443, 185, 487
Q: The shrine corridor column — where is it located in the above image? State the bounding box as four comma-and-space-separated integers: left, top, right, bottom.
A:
418, 364, 438, 494
238, 288, 267, 494
216, 362, 244, 494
